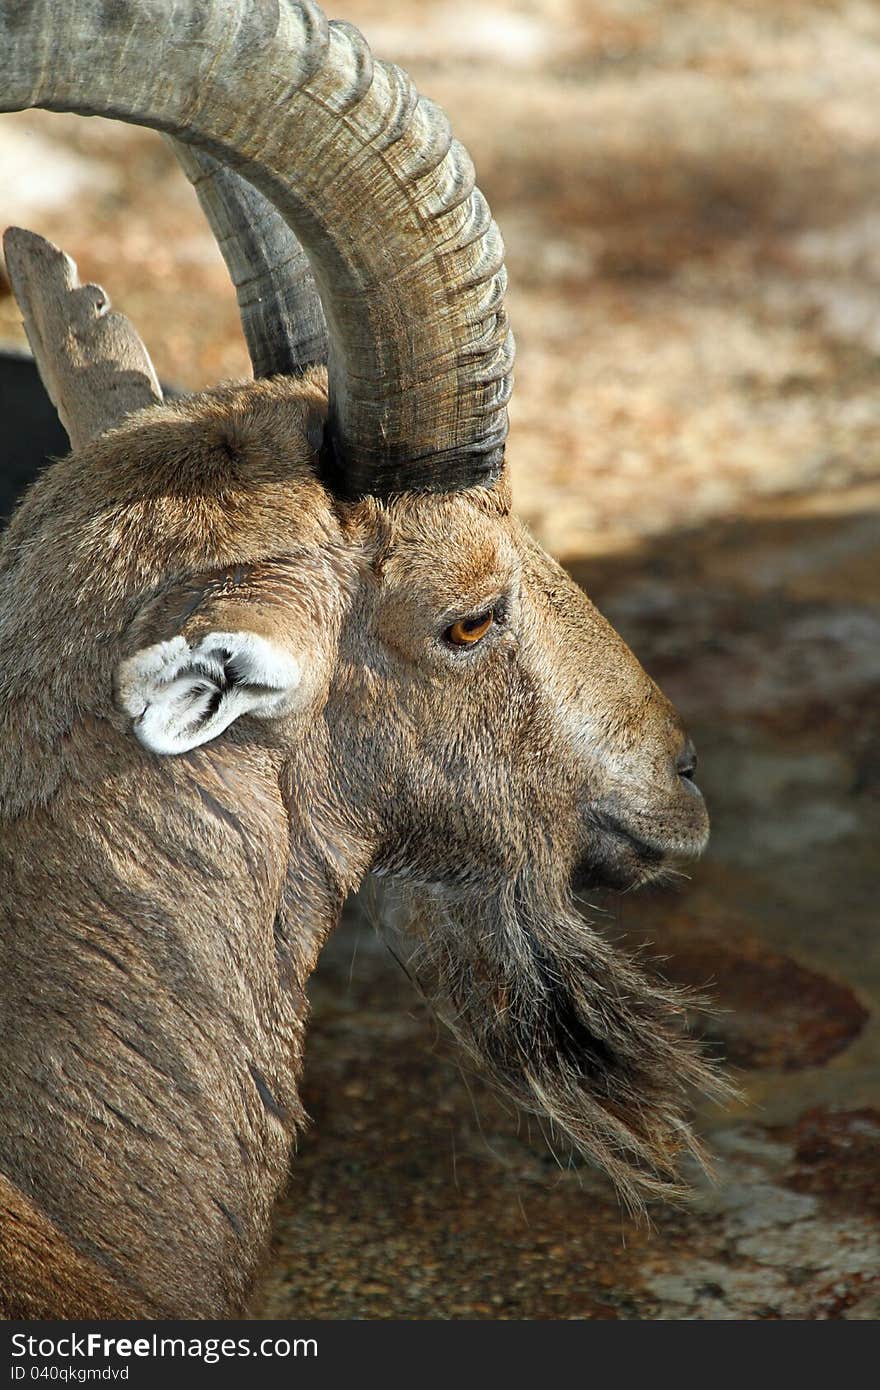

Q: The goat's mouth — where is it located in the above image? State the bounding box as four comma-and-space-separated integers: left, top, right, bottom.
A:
573, 819, 666, 892
574, 805, 707, 893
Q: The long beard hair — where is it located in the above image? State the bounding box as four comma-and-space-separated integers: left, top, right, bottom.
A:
385, 876, 733, 1214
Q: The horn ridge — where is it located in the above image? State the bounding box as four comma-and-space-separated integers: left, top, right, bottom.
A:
0, 0, 514, 496
2, 225, 163, 450
171, 142, 329, 379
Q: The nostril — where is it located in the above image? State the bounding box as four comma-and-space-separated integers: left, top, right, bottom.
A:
676, 737, 698, 782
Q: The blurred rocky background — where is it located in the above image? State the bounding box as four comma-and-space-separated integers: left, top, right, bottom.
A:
1, 0, 878, 1319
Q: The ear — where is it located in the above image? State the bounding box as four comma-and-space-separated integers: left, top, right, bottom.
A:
115, 631, 304, 755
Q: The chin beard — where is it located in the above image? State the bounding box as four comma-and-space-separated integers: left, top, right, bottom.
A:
386, 877, 732, 1214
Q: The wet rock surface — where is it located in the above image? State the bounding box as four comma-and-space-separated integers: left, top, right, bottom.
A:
1, 0, 877, 1320
627, 907, 869, 1073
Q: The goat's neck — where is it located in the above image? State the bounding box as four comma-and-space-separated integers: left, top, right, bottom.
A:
0, 727, 369, 1317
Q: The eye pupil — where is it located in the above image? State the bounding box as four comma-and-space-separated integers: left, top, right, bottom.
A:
446, 609, 494, 647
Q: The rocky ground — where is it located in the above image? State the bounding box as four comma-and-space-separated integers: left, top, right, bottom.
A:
1, 0, 878, 1320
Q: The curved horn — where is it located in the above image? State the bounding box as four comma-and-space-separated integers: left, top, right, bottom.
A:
169, 142, 328, 379
0, 0, 514, 498
2, 226, 162, 450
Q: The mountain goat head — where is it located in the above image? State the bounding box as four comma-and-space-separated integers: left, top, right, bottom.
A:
0, 0, 721, 1319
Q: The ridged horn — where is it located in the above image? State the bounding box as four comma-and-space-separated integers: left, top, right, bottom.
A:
2, 226, 162, 450
0, 0, 514, 498
169, 142, 328, 379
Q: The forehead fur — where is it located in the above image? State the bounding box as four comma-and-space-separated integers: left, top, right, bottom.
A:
67, 372, 341, 569
356, 486, 517, 611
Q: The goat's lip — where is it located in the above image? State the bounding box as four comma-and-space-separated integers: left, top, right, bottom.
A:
573, 804, 706, 892
594, 810, 681, 859
571, 814, 665, 892
599, 804, 709, 858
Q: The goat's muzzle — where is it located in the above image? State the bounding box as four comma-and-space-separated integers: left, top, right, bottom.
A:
576, 740, 710, 891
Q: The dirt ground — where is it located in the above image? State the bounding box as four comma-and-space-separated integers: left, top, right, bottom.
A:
1, 0, 878, 1320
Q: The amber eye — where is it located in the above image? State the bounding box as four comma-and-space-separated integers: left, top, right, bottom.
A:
445, 609, 495, 647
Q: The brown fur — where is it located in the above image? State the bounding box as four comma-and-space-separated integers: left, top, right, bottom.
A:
0, 371, 718, 1317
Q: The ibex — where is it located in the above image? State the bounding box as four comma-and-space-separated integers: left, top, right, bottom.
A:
0, 0, 721, 1319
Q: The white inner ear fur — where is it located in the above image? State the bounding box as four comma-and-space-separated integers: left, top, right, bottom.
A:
115, 631, 303, 755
